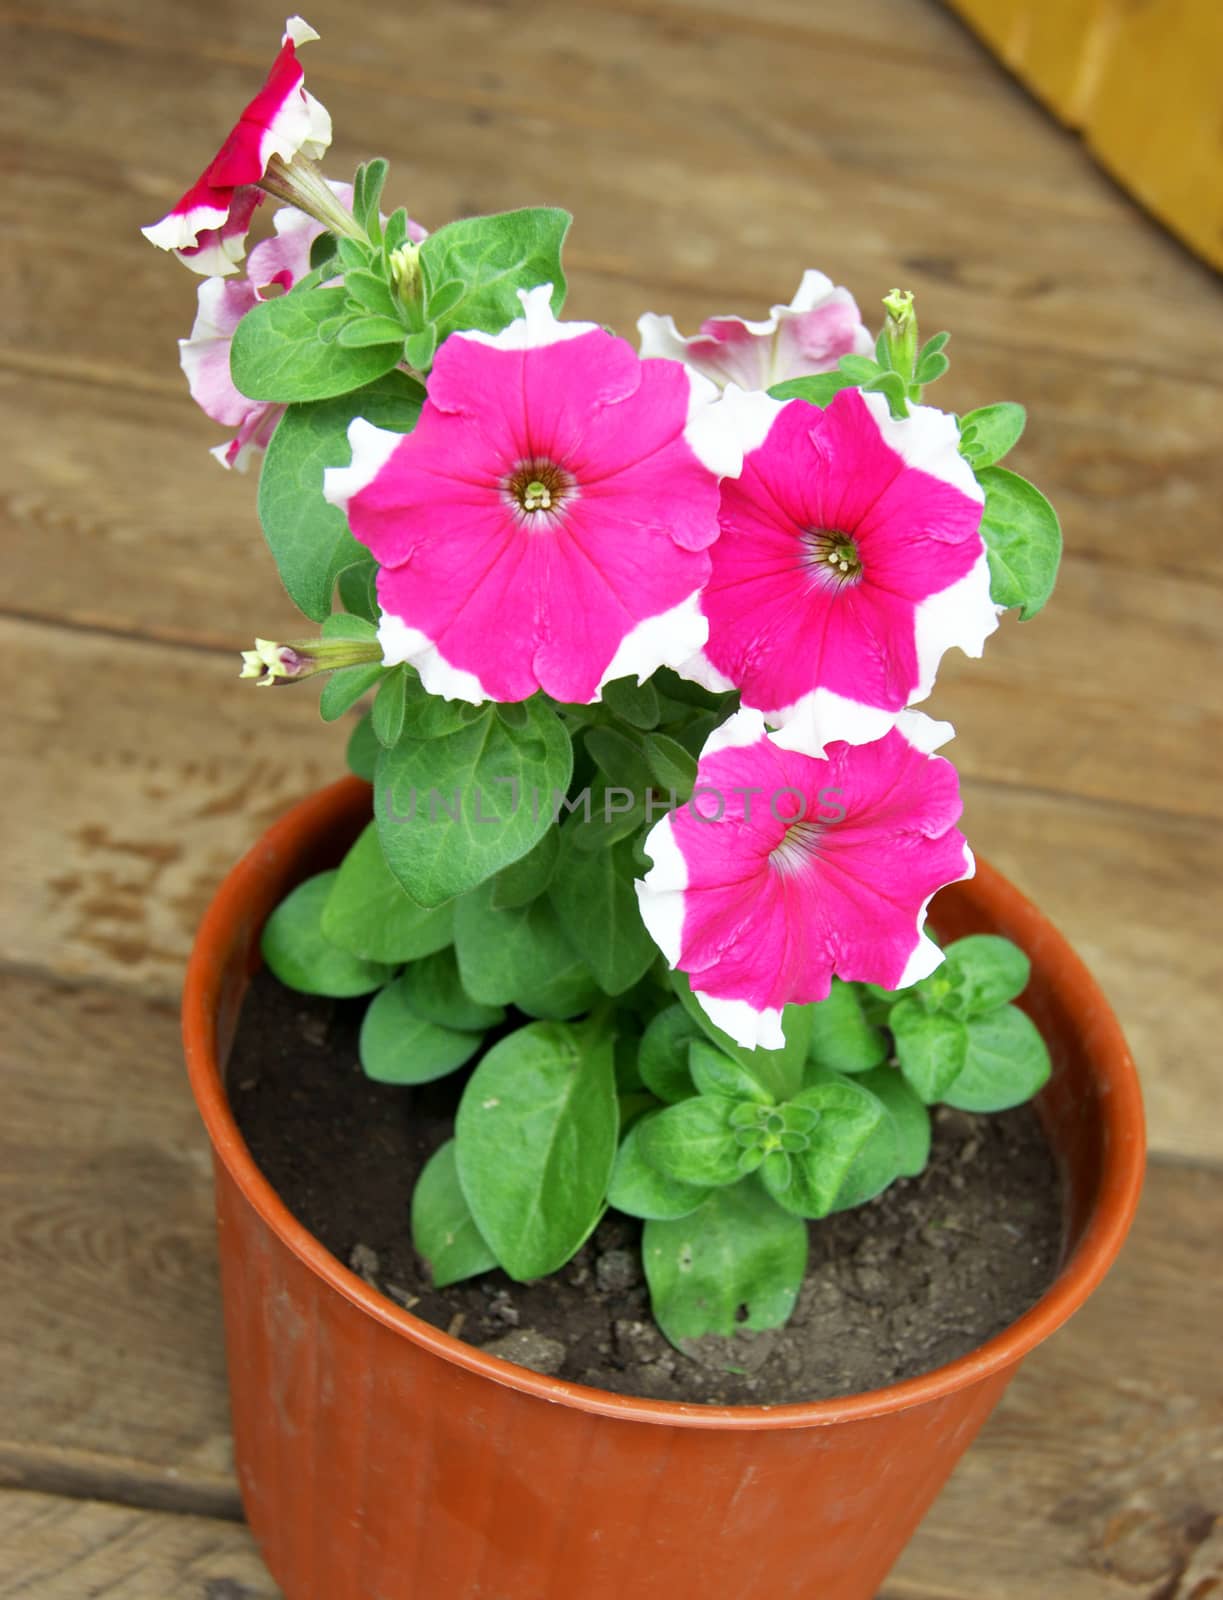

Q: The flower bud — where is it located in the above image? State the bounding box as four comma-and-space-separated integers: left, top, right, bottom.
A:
239, 634, 383, 687
389, 241, 423, 307
881, 288, 918, 383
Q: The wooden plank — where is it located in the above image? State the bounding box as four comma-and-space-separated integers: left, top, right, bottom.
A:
3, 12, 1220, 382
1, 967, 1218, 1595
887, 1164, 1223, 1599
6, 299, 1222, 641
0, 614, 1219, 1155
0, 975, 236, 1515
4, 364, 1220, 822
0, 619, 346, 998
0, 1491, 277, 1599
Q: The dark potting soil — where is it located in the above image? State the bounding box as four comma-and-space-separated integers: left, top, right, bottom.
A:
228, 970, 1065, 1406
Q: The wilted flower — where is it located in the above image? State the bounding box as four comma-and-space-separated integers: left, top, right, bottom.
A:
323, 284, 745, 705
637, 270, 874, 392
635, 709, 973, 1049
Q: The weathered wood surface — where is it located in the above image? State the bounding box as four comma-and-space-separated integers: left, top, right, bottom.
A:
1, 973, 1220, 1595
1, 0, 1220, 1594
0, 1491, 279, 1599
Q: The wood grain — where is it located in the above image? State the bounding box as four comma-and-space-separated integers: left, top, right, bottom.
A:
0, 966, 1218, 1597
0, 0, 1219, 1593
0, 1491, 278, 1599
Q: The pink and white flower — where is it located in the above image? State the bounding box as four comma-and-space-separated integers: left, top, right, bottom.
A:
685, 386, 998, 751
142, 17, 332, 275
636, 710, 973, 1049
178, 196, 328, 469
638, 270, 874, 392
323, 284, 745, 705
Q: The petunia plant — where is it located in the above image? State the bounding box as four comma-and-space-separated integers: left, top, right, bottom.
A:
148, 19, 1064, 1355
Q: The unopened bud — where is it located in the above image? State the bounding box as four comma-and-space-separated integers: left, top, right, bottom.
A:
390, 241, 423, 306
239, 634, 383, 687
882, 288, 918, 383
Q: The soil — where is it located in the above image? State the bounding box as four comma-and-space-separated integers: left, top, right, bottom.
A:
228, 970, 1065, 1406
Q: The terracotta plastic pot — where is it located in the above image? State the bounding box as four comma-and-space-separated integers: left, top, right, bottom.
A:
183, 776, 1145, 1600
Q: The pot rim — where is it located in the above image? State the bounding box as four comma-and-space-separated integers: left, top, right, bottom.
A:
183, 776, 1145, 1432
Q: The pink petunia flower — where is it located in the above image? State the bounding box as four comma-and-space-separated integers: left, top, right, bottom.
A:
684, 386, 998, 751
637, 270, 874, 392
635, 709, 973, 1050
178, 196, 332, 469
142, 17, 332, 276
323, 284, 746, 705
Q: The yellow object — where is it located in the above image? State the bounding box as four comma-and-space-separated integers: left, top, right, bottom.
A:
947, 0, 1223, 270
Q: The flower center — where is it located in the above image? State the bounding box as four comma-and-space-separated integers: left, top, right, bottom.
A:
769, 816, 825, 875
505, 458, 575, 520
800, 529, 863, 588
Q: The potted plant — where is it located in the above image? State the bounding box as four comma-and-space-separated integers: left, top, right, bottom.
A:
159, 19, 1145, 1599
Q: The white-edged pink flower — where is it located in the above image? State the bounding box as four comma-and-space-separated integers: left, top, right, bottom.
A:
142, 17, 331, 275
178, 196, 334, 469
636, 709, 973, 1049
684, 386, 998, 751
323, 284, 745, 705
637, 270, 874, 392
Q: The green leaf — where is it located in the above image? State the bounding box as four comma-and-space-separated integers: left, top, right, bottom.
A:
411, 1141, 498, 1287
371, 667, 408, 747
584, 725, 652, 794
859, 1066, 931, 1176
354, 158, 389, 235
336, 557, 379, 623
309, 231, 338, 271
321, 823, 454, 963
359, 976, 484, 1084
915, 349, 950, 385
565, 786, 648, 854
454, 880, 593, 1010
766, 371, 856, 407
399, 688, 473, 741
669, 972, 811, 1105
549, 834, 657, 996
643, 1182, 808, 1345
763, 1077, 885, 1217
689, 1039, 775, 1105
601, 675, 660, 730
607, 1113, 711, 1221
397, 946, 506, 1032
837, 354, 881, 384
490, 826, 560, 909
942, 934, 1030, 1015
643, 732, 698, 799
336, 314, 408, 349
231, 286, 403, 402
977, 465, 1062, 620
404, 325, 438, 371
637, 1096, 743, 1188
375, 697, 573, 906
637, 1004, 700, 1104
959, 402, 1026, 469
864, 369, 910, 417
424, 277, 466, 322
806, 979, 888, 1074
419, 207, 571, 341
346, 712, 379, 781
319, 662, 384, 720
261, 872, 393, 997
257, 372, 423, 621
514, 963, 603, 1021
455, 1020, 618, 1280
890, 999, 970, 1103
342, 269, 401, 321
942, 1005, 1051, 1112
828, 1065, 930, 1211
